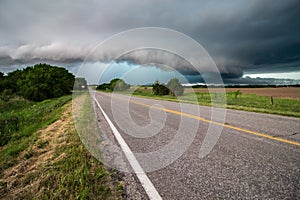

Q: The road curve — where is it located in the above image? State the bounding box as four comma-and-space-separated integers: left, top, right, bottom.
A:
92, 91, 300, 199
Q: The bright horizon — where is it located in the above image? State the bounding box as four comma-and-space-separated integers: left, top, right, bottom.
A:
244, 71, 300, 80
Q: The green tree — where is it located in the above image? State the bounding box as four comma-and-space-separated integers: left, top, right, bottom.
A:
152, 80, 170, 95
167, 78, 184, 96
96, 78, 130, 91
17, 63, 75, 101
5, 69, 24, 93
109, 78, 130, 91
96, 83, 111, 91
0, 64, 75, 102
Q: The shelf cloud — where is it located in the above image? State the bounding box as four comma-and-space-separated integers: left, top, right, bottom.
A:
0, 0, 299, 83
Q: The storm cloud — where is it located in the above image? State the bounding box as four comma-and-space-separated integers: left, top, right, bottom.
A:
0, 0, 299, 82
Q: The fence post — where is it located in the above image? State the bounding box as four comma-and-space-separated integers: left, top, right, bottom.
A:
270, 96, 274, 105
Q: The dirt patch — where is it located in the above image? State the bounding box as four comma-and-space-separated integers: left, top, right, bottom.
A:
0, 102, 73, 199
185, 87, 300, 99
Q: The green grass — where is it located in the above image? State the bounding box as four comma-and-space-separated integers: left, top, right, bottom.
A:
0, 96, 71, 173
72, 91, 104, 161
118, 87, 300, 118
38, 119, 120, 199
0, 95, 122, 199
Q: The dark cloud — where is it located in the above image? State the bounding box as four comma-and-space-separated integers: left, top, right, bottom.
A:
0, 0, 299, 83
184, 0, 300, 76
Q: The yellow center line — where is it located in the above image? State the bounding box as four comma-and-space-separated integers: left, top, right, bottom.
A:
102, 92, 300, 147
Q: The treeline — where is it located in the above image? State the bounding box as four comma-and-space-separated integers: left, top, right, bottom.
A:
97, 77, 184, 96
96, 78, 130, 91
0, 63, 78, 102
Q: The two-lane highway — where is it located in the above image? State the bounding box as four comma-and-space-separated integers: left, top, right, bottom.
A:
92, 91, 300, 199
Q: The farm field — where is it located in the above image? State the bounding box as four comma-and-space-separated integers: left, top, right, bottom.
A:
184, 87, 300, 99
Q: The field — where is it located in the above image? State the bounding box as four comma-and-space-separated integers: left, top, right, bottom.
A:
127, 87, 300, 118
184, 87, 300, 99
0, 95, 122, 199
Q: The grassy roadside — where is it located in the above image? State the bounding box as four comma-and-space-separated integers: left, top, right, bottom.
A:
0, 95, 122, 199
113, 87, 300, 118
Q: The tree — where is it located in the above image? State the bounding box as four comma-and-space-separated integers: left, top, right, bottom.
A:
109, 78, 130, 91
96, 83, 111, 91
152, 80, 170, 95
96, 78, 130, 91
0, 64, 75, 102
17, 63, 75, 101
5, 69, 24, 93
167, 78, 184, 96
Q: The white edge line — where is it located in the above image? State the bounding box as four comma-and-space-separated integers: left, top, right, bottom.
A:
91, 91, 162, 200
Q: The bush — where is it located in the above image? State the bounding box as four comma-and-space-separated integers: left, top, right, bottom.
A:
0, 89, 13, 102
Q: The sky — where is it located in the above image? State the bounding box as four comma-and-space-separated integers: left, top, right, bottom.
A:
0, 0, 299, 85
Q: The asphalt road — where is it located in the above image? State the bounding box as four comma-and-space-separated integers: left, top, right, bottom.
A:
92, 91, 300, 199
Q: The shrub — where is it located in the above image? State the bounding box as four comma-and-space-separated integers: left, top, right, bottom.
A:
0, 89, 13, 102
